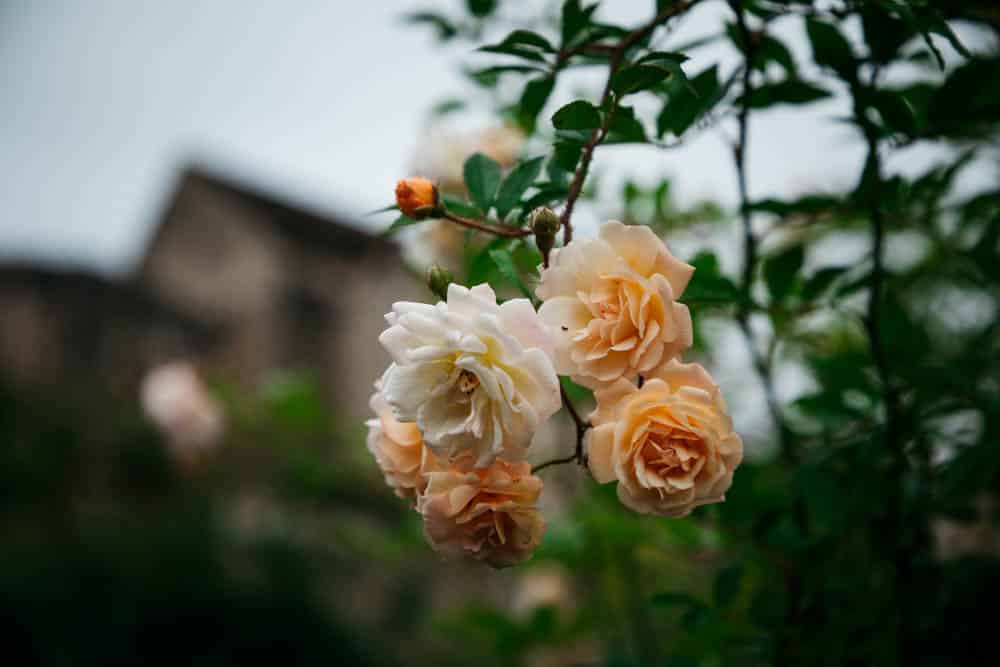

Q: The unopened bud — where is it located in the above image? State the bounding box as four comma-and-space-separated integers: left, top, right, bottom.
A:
395, 177, 440, 219
426, 264, 453, 301
530, 207, 561, 265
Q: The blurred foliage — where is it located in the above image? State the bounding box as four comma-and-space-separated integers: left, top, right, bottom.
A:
4, 1, 1000, 666
393, 1, 1000, 666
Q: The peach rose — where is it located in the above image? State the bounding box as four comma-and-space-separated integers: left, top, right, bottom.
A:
586, 360, 742, 517
395, 177, 439, 219
418, 457, 545, 568
536, 221, 694, 386
366, 387, 429, 504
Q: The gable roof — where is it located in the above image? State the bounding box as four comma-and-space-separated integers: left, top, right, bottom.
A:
142, 167, 399, 269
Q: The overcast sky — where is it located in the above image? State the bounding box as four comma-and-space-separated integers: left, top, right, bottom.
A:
0, 0, 990, 275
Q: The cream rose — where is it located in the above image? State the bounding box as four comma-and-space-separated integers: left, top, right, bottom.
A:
536, 221, 694, 386
379, 283, 560, 467
366, 386, 429, 504
418, 456, 545, 568
585, 360, 743, 517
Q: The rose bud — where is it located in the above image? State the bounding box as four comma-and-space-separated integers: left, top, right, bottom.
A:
529, 207, 561, 266
395, 177, 439, 219
426, 264, 453, 301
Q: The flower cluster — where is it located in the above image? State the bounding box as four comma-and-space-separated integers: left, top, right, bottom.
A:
367, 217, 742, 568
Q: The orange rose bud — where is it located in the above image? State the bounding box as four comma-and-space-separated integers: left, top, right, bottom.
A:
395, 177, 439, 219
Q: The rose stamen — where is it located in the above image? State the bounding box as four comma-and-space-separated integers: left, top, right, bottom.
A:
598, 301, 620, 320
458, 370, 480, 393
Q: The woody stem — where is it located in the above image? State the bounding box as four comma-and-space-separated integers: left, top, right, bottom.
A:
440, 210, 532, 238
532, 384, 591, 474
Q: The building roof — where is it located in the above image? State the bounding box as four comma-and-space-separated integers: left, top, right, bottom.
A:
143, 167, 400, 267
0, 263, 221, 341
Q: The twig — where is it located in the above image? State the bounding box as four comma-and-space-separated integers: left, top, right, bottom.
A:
532, 452, 578, 474
559, 0, 699, 245
440, 210, 531, 238
532, 384, 591, 474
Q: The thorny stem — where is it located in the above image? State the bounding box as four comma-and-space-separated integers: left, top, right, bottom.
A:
559, 0, 699, 245
440, 209, 532, 238
532, 384, 591, 474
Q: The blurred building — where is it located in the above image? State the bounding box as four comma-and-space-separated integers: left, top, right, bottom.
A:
0, 167, 419, 420
0, 264, 217, 396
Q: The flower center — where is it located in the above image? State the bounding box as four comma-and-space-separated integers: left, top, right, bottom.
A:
598, 301, 620, 320
458, 370, 480, 393
643, 429, 703, 477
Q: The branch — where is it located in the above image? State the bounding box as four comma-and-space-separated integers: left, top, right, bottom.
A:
532, 383, 591, 474
857, 67, 909, 667
532, 452, 577, 474
559, 0, 699, 245
727, 0, 792, 462
440, 210, 532, 238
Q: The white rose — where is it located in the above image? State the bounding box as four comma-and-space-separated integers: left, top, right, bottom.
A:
379, 283, 560, 467
536, 221, 694, 386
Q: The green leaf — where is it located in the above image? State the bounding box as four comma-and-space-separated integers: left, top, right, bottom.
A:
382, 214, 421, 235
713, 565, 744, 608
606, 105, 647, 143
746, 194, 842, 216
871, 90, 917, 136
637, 50, 689, 66
561, 0, 598, 47
560, 376, 592, 405
464, 153, 503, 211
465, 237, 511, 286
551, 100, 602, 131
613, 62, 680, 96
744, 79, 830, 108
467, 64, 545, 88
754, 35, 797, 74
465, 0, 496, 18
684, 251, 742, 304
522, 184, 570, 211
430, 98, 465, 116
927, 58, 1000, 138
365, 203, 398, 216
657, 65, 720, 137
480, 29, 555, 62
517, 77, 555, 132
442, 196, 483, 218
801, 266, 847, 301
553, 139, 584, 171
489, 247, 533, 299
403, 11, 457, 41
806, 19, 856, 79
861, 6, 910, 64
763, 244, 804, 302
495, 156, 545, 219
